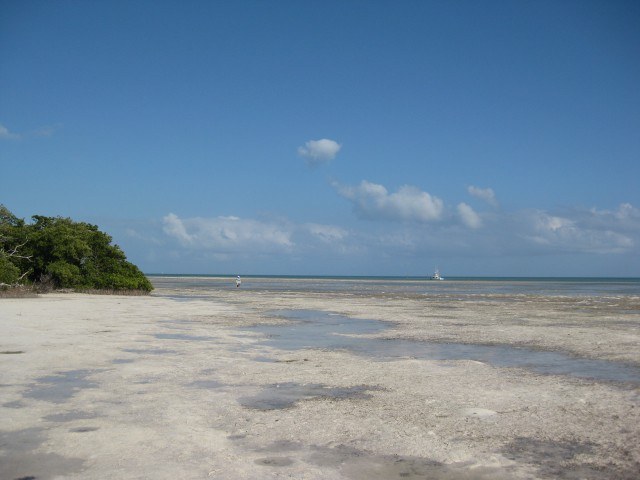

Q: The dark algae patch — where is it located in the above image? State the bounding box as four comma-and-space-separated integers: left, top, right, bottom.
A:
255, 456, 295, 467
44, 410, 98, 422
69, 426, 99, 433
0, 428, 84, 480
23, 369, 99, 404
239, 382, 379, 410
154, 333, 214, 341
250, 443, 517, 479
122, 347, 177, 355
501, 437, 638, 480
187, 379, 223, 389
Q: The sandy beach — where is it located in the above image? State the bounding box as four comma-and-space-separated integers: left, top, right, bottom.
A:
1, 280, 639, 479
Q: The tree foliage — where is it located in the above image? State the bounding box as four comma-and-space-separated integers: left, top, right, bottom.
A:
0, 205, 152, 292
0, 205, 29, 286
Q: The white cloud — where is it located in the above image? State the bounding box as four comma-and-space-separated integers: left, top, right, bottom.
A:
162, 213, 293, 252
586, 203, 640, 229
298, 138, 341, 166
305, 223, 349, 243
614, 203, 640, 221
0, 124, 21, 140
521, 208, 635, 254
334, 180, 444, 222
163, 213, 194, 244
149, 202, 639, 274
457, 202, 482, 229
467, 185, 498, 207
0, 123, 60, 141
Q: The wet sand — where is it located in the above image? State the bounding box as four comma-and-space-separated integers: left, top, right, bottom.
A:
1, 284, 639, 479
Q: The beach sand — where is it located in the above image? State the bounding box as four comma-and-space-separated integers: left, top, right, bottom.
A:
1, 286, 639, 479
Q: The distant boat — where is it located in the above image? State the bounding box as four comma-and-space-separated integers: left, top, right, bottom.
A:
431, 268, 444, 280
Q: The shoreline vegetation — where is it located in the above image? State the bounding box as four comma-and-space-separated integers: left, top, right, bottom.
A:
0, 205, 152, 295
0, 285, 152, 298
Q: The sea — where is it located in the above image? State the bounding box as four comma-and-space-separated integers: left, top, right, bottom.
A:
148, 274, 640, 299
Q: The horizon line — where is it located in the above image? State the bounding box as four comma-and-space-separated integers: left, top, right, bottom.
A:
144, 273, 640, 280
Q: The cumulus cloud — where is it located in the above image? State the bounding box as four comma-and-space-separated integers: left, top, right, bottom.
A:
159, 213, 362, 268
0, 124, 21, 140
163, 213, 193, 244
298, 138, 341, 166
162, 213, 293, 252
334, 180, 444, 222
457, 202, 482, 229
152, 201, 640, 274
520, 207, 635, 254
467, 185, 498, 207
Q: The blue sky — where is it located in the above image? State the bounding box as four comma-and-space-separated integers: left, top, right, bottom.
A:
2, 0, 639, 276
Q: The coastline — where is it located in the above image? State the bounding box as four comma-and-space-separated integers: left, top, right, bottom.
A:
1, 284, 639, 479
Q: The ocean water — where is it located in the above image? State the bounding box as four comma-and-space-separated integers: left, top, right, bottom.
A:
149, 274, 640, 298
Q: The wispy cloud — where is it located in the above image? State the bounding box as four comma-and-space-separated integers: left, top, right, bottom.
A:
355, 202, 638, 257
333, 180, 444, 222
457, 202, 482, 229
32, 124, 60, 138
0, 123, 60, 141
162, 213, 294, 252
126, 201, 639, 274
157, 213, 368, 272
163, 213, 193, 244
518, 205, 637, 254
298, 138, 341, 166
0, 124, 21, 140
467, 185, 498, 207
587, 203, 640, 229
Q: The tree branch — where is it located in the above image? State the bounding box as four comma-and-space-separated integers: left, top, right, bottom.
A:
0, 239, 32, 261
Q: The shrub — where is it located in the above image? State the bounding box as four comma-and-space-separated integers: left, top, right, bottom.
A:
0, 205, 153, 293
0, 256, 21, 285
46, 260, 83, 288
